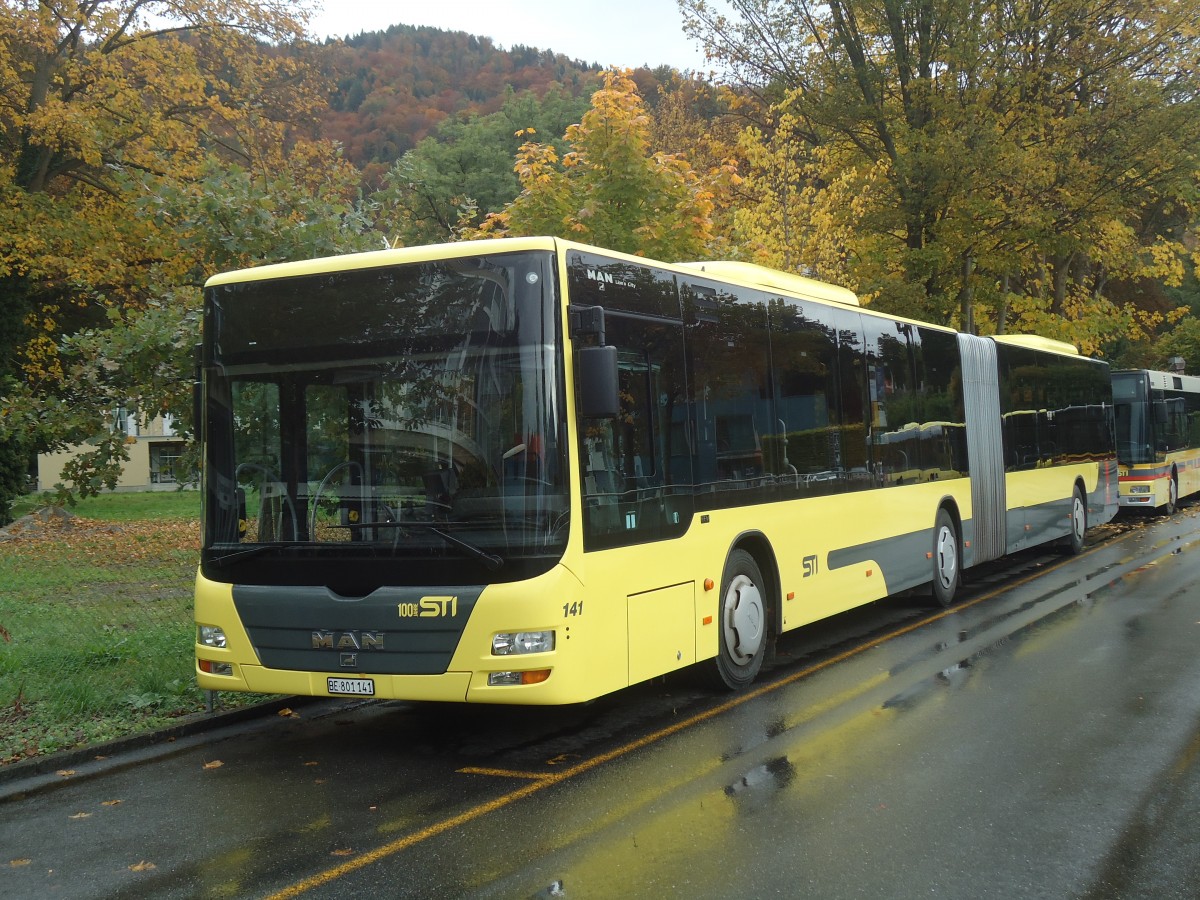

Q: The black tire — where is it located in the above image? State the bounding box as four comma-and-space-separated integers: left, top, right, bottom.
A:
711, 549, 769, 690
1063, 485, 1087, 555
930, 508, 960, 608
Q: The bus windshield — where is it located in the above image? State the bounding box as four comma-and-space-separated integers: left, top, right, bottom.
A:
200, 250, 568, 587
1112, 371, 1152, 464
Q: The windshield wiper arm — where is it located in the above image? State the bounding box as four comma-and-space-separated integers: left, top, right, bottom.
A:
424, 525, 504, 571
208, 544, 278, 565
334, 520, 504, 570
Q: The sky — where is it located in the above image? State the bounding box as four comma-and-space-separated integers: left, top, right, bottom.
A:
308, 0, 713, 72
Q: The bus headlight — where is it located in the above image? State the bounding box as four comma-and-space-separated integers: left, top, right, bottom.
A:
492, 631, 555, 655
198, 624, 227, 648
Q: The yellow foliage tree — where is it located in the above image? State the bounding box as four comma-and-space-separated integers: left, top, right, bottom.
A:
1, 1, 328, 371
684, 0, 1200, 353
467, 69, 738, 262
0, 1, 336, 516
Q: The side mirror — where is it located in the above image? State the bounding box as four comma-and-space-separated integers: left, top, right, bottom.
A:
576, 345, 620, 418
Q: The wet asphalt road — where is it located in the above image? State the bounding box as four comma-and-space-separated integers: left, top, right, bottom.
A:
3, 508, 1200, 899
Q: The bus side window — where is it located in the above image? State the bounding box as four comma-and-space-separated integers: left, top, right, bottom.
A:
769, 299, 842, 495
579, 317, 690, 549
863, 318, 919, 485
684, 282, 773, 504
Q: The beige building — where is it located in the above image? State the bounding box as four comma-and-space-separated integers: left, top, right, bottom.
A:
37, 412, 193, 492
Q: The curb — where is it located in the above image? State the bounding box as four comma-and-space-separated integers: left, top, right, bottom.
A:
0, 695, 318, 803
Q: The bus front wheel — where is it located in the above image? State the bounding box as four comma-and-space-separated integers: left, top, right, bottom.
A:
1164, 472, 1178, 516
931, 508, 960, 608
712, 549, 768, 690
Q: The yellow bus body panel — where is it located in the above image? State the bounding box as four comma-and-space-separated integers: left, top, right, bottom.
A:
197, 460, 1097, 704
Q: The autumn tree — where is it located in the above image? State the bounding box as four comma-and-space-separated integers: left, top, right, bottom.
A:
682, 0, 1200, 353
467, 68, 737, 262
648, 73, 745, 258
374, 85, 593, 247
0, 0, 331, 521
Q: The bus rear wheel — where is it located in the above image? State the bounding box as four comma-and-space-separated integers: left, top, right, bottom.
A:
712, 549, 768, 690
1063, 485, 1086, 555
931, 508, 960, 608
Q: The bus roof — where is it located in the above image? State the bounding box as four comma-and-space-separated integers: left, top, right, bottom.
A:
674, 260, 859, 306
206, 240, 1078, 354
1116, 368, 1200, 393
991, 334, 1080, 356
203, 236, 561, 287
203, 238, 864, 311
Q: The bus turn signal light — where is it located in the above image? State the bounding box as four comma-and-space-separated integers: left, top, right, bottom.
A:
198, 659, 233, 676
487, 669, 551, 686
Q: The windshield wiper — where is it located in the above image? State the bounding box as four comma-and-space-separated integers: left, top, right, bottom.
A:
337, 521, 504, 570
207, 544, 279, 565
423, 524, 504, 571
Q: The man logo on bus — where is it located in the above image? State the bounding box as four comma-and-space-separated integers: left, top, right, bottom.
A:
397, 596, 459, 618
312, 630, 384, 650
585, 268, 635, 289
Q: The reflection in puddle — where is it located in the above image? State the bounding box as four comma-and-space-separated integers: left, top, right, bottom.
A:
724, 755, 796, 811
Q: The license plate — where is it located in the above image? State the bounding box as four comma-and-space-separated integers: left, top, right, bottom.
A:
327, 677, 375, 696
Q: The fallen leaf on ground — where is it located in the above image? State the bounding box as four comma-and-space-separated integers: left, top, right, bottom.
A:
202, 760, 223, 770
129, 860, 157, 872
278, 707, 300, 718
56, 769, 76, 777
10, 858, 32, 867
102, 800, 123, 807
69, 812, 92, 820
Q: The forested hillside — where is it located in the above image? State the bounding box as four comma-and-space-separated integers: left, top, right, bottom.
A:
317, 24, 605, 167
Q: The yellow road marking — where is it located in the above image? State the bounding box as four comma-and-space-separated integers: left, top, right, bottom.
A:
268, 533, 1139, 899
455, 767, 555, 780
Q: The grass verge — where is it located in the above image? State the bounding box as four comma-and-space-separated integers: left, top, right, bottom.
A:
0, 492, 265, 763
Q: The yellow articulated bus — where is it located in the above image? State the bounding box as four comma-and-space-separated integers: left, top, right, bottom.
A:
1113, 368, 1200, 514
194, 237, 1119, 704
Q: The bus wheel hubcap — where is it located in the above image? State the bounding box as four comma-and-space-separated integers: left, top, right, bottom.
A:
724, 575, 764, 665
936, 527, 957, 588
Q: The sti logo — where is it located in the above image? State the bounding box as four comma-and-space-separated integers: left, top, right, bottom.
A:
397, 596, 459, 618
